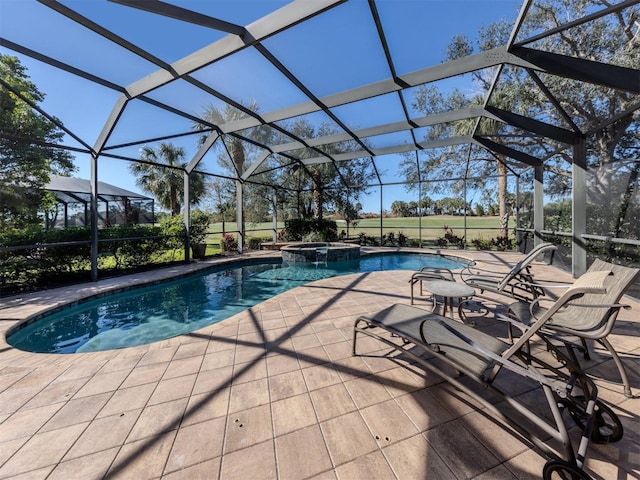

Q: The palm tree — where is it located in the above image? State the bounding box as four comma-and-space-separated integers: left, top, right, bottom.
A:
130, 142, 204, 216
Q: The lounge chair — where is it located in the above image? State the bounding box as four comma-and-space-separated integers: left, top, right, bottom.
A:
507, 259, 640, 398
460, 242, 557, 303
353, 269, 624, 480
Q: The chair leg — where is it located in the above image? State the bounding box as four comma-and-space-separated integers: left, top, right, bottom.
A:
599, 338, 633, 398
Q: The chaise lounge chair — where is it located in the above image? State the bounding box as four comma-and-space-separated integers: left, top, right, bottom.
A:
460, 241, 557, 303
506, 258, 640, 398
353, 269, 625, 480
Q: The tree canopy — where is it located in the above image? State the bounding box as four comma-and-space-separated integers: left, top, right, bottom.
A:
130, 142, 205, 216
0, 54, 75, 232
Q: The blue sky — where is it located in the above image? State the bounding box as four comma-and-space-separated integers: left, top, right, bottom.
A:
1, 0, 521, 213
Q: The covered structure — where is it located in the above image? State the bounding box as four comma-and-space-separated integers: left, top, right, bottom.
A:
45, 175, 154, 228
0, 0, 638, 281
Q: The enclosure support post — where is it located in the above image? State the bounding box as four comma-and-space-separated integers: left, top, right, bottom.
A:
236, 180, 244, 254
184, 172, 190, 263
380, 187, 384, 245
272, 189, 278, 243
516, 177, 523, 252
418, 181, 423, 248
90, 153, 99, 282
534, 165, 544, 248
572, 138, 587, 277
463, 181, 468, 249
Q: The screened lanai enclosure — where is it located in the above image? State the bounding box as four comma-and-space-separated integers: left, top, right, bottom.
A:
45, 175, 154, 228
0, 0, 638, 284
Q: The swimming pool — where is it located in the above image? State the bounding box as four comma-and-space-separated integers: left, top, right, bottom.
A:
7, 252, 471, 354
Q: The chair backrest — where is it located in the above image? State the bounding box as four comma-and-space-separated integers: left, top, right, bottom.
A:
497, 242, 557, 291
550, 259, 640, 337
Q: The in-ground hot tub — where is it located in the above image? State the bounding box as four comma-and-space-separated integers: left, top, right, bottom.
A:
281, 242, 360, 263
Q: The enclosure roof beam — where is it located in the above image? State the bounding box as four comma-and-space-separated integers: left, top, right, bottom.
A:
121, 0, 346, 99
186, 131, 220, 174
110, 0, 246, 36
299, 135, 473, 165
511, 46, 640, 93
473, 137, 543, 167
242, 151, 273, 181
513, 0, 639, 48
484, 106, 578, 144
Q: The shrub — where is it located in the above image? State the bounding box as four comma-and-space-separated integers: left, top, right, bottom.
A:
284, 218, 338, 242
471, 237, 493, 250
222, 233, 238, 251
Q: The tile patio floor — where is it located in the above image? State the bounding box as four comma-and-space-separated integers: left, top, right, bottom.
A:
0, 249, 638, 479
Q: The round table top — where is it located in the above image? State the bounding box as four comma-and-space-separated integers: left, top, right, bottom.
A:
421, 279, 475, 298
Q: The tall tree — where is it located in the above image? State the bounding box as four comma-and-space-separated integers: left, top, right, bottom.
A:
402, 1, 639, 239
130, 142, 205, 216
0, 54, 75, 231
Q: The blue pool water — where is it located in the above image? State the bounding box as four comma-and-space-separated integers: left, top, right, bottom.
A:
7, 253, 470, 354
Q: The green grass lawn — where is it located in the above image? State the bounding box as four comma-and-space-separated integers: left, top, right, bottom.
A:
205, 215, 514, 244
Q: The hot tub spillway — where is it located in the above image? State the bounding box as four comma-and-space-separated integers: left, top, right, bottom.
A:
280, 242, 361, 264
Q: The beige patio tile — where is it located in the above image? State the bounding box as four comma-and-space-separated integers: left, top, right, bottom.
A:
271, 393, 317, 436
172, 341, 209, 360
343, 375, 393, 409
423, 419, 501, 479
164, 418, 225, 473
181, 388, 231, 426
0, 423, 87, 478
0, 386, 48, 416
360, 398, 420, 446
47, 447, 120, 480
161, 458, 221, 480
136, 345, 178, 367
501, 448, 547, 480
0, 403, 64, 443
232, 358, 268, 385
120, 362, 168, 388
40, 392, 111, 432
457, 409, 531, 461
127, 398, 188, 442
297, 345, 331, 369
301, 363, 341, 391
322, 340, 353, 361
224, 404, 273, 454
331, 355, 371, 382
162, 356, 203, 380
334, 450, 396, 480
107, 431, 176, 480
394, 389, 455, 432
382, 434, 453, 479
192, 365, 233, 394
320, 411, 378, 467
310, 383, 358, 422
268, 369, 307, 402
473, 464, 520, 480
22, 376, 90, 410
0, 437, 29, 467
228, 377, 270, 413
64, 409, 141, 460
266, 352, 300, 376
73, 369, 130, 399
97, 382, 156, 418
200, 351, 235, 370
148, 374, 197, 405
275, 425, 333, 480
220, 439, 277, 480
